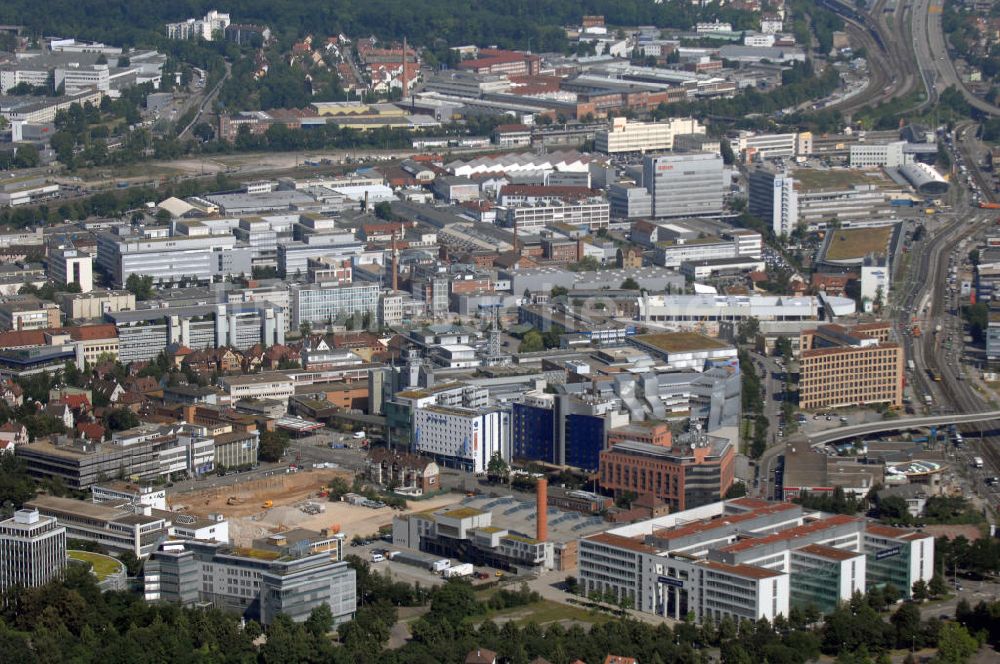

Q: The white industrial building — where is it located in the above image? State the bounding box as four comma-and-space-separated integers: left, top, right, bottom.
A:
636, 293, 856, 336
595, 117, 705, 154
578, 498, 935, 623
849, 141, 912, 168
736, 132, 800, 160
413, 404, 509, 473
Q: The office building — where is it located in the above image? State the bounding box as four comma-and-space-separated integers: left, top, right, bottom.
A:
792, 169, 903, 231
510, 391, 628, 471
0, 297, 61, 331
47, 246, 93, 293
26, 495, 169, 557
637, 294, 856, 336
596, 117, 705, 154
577, 498, 934, 624
736, 132, 799, 160
748, 168, 798, 237
290, 282, 379, 330
600, 424, 735, 512
502, 200, 610, 232
108, 303, 284, 363
849, 141, 911, 169
609, 184, 652, 219
60, 289, 135, 321
797, 323, 904, 410
144, 537, 356, 626
221, 373, 295, 404
642, 153, 724, 218
0, 508, 66, 593
412, 404, 509, 473
96, 229, 252, 287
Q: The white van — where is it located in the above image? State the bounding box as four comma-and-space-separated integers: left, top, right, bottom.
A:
371, 553, 385, 563
353, 431, 367, 439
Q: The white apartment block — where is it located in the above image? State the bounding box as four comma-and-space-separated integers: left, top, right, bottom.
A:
738, 132, 799, 160
578, 498, 934, 623
412, 405, 509, 473
503, 201, 610, 232
221, 373, 295, 403
596, 117, 706, 154
849, 141, 912, 168
166, 11, 231, 41
96, 230, 252, 287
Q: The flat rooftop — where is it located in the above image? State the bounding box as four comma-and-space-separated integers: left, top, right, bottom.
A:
824, 226, 893, 261
793, 167, 893, 190
632, 332, 732, 353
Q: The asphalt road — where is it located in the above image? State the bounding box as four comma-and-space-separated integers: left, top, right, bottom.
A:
911, 0, 1000, 116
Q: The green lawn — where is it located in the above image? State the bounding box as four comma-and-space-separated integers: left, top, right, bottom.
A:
67, 550, 124, 581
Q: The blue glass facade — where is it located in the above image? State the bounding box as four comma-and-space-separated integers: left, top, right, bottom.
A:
511, 402, 554, 463
565, 413, 605, 471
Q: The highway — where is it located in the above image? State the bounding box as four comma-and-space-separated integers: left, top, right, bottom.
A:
911, 0, 1000, 116
822, 0, 921, 116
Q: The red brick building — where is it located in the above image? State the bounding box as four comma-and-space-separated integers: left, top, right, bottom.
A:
599, 427, 734, 512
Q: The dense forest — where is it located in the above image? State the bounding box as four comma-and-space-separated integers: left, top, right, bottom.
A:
0, 0, 761, 53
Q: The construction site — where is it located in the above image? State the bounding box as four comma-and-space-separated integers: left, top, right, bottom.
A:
170, 469, 462, 547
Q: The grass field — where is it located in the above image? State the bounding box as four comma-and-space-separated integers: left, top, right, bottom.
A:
68, 550, 124, 581
825, 226, 893, 261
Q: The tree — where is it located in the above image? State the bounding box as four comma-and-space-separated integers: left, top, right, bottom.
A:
929, 574, 948, 598
259, 430, 290, 462
912, 579, 929, 602
486, 451, 509, 484
891, 601, 922, 649
117, 550, 142, 577
550, 285, 568, 298
620, 277, 640, 290
124, 274, 155, 300
935, 622, 978, 664
106, 408, 139, 432
724, 482, 747, 498
519, 329, 544, 353
13, 144, 39, 169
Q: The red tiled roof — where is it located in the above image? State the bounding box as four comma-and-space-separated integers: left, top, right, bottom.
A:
586, 532, 658, 554
718, 514, 861, 553
61, 394, 90, 409
865, 523, 928, 542
796, 543, 862, 561
697, 559, 784, 580
654, 502, 799, 541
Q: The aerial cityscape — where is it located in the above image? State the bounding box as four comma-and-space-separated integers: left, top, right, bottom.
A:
0, 0, 998, 662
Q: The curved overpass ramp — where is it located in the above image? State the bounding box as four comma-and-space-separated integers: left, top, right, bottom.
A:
806, 410, 1000, 446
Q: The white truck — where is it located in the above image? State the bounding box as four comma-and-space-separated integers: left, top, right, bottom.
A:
431, 559, 452, 573
442, 563, 474, 579
973, 457, 984, 469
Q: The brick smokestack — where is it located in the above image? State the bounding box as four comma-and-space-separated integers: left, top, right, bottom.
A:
536, 478, 548, 542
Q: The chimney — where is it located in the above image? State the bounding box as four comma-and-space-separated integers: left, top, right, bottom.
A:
401, 36, 409, 99
536, 478, 548, 542
391, 231, 399, 291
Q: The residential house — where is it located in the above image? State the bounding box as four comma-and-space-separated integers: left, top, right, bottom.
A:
44, 402, 74, 429
0, 422, 27, 452
0, 379, 23, 407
